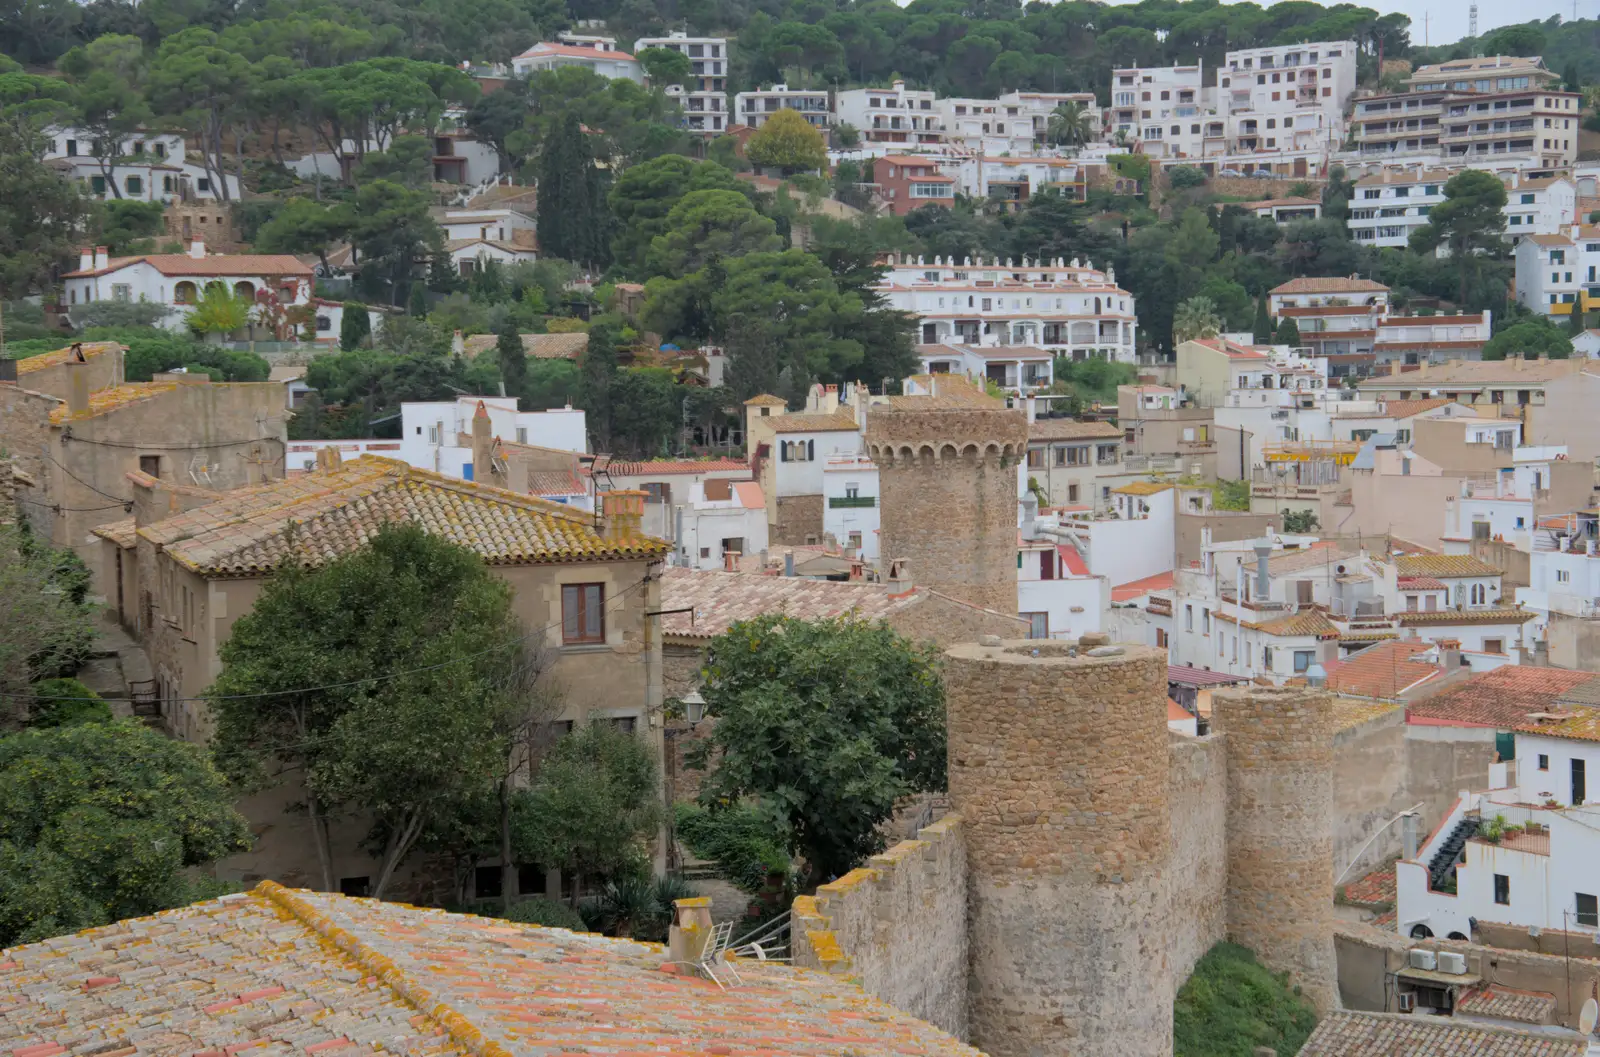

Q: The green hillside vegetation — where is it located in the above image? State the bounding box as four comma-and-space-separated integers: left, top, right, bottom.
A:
1173, 943, 1318, 1057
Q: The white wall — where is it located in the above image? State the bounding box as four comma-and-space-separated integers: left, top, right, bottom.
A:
822, 460, 880, 561
1018, 572, 1107, 640
397, 398, 587, 475
773, 430, 861, 497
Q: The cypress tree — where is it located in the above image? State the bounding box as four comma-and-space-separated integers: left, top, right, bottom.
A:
1252, 299, 1273, 344
407, 282, 428, 318
496, 315, 527, 399
1273, 315, 1302, 347
537, 113, 612, 271
339, 301, 370, 351
580, 318, 620, 451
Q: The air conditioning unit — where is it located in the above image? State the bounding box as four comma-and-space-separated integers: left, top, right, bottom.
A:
1437, 952, 1467, 975
1408, 948, 1437, 971
1398, 992, 1416, 1013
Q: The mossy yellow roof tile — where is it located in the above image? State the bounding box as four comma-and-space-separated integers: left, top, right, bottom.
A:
48, 382, 178, 423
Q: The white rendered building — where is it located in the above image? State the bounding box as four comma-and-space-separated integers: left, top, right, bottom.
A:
634, 33, 729, 133
821, 453, 880, 562
1347, 169, 1450, 249
61, 241, 312, 331
1218, 40, 1356, 155
511, 35, 641, 81
734, 85, 831, 130
45, 127, 240, 201
876, 254, 1138, 363
1108, 63, 1209, 158
833, 81, 943, 149
1514, 225, 1600, 320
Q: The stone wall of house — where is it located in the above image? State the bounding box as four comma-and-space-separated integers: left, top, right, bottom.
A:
886, 591, 1031, 646
770, 493, 823, 545
944, 640, 1173, 1057
0, 384, 60, 538
867, 406, 1029, 616
1168, 732, 1228, 984
1215, 686, 1340, 1014
792, 814, 968, 1040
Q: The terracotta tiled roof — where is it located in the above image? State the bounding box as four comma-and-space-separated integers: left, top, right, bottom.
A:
1112, 480, 1174, 496
767, 411, 860, 434
48, 382, 178, 423
1028, 419, 1122, 441
1408, 666, 1599, 729
1395, 554, 1502, 578
1297, 1010, 1585, 1057
1252, 608, 1340, 638
524, 469, 586, 497
1396, 607, 1535, 627
885, 375, 1004, 410
0, 883, 982, 1057
518, 41, 637, 60
1270, 277, 1390, 295
658, 566, 921, 641
1516, 707, 1600, 744
1111, 570, 1174, 602
140, 455, 669, 576
90, 518, 138, 548
460, 332, 589, 360
1358, 359, 1582, 388
1456, 986, 1558, 1025
603, 458, 750, 476
1334, 698, 1404, 731
1398, 576, 1448, 590
1189, 336, 1269, 357
15, 341, 122, 375
1255, 541, 1351, 576
743, 393, 787, 406
1168, 664, 1250, 686
1379, 398, 1454, 419
62, 254, 312, 279
1322, 641, 1443, 700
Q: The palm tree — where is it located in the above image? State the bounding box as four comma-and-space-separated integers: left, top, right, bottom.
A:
1046, 101, 1094, 149
1172, 296, 1223, 345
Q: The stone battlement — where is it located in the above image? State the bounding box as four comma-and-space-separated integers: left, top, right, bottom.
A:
865, 404, 1030, 468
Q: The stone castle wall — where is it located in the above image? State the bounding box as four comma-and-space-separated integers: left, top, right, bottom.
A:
944, 640, 1173, 1057
1215, 686, 1340, 1013
771, 493, 824, 546
866, 405, 1028, 616
1168, 732, 1229, 984
791, 815, 969, 1040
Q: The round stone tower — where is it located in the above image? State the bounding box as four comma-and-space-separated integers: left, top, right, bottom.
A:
865, 381, 1028, 615
944, 639, 1173, 1057
1213, 686, 1339, 1013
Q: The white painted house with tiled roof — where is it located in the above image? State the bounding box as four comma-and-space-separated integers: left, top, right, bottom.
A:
61, 241, 312, 333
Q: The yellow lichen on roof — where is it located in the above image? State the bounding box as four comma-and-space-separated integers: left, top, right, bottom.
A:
1253, 608, 1340, 638
1395, 553, 1502, 578
48, 382, 178, 423
1112, 480, 1175, 496
16, 341, 123, 374
1334, 699, 1403, 732
1519, 708, 1600, 744
744, 393, 788, 406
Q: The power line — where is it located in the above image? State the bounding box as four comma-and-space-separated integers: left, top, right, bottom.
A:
1, 572, 657, 706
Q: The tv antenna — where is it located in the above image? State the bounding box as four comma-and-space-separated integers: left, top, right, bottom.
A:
1469, 4, 1478, 41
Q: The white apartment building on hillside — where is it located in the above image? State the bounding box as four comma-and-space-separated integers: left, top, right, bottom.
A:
1514, 225, 1600, 321
1349, 169, 1575, 250
876, 254, 1138, 363
833, 81, 943, 148
1268, 276, 1392, 358
939, 91, 1100, 155
945, 156, 1085, 208
1218, 40, 1356, 155
1109, 63, 1209, 158
45, 127, 240, 201
510, 35, 641, 80
734, 85, 831, 130
634, 33, 729, 133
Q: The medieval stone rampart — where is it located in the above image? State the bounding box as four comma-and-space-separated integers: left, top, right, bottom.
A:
791, 814, 968, 1039
1168, 731, 1229, 983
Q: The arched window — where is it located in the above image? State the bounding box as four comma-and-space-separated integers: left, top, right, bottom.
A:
1471, 583, 1486, 606
1094, 296, 1102, 314
174, 281, 198, 304
807, 439, 815, 460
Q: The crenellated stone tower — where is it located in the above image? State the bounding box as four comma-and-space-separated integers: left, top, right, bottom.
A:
865, 377, 1028, 615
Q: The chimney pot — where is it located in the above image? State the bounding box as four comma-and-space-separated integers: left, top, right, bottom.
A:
65, 352, 91, 416
79, 247, 95, 272
600, 489, 647, 539
93, 246, 109, 270
188, 238, 205, 260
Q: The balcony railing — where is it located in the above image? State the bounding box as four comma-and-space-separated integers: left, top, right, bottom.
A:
828, 496, 877, 509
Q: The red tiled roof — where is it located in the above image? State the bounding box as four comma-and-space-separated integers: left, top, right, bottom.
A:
1321, 641, 1443, 701
1407, 666, 1598, 729
1168, 664, 1251, 686
600, 458, 751, 476
1397, 577, 1447, 590
63, 254, 312, 279
1379, 398, 1454, 419
1059, 543, 1089, 576
1271, 276, 1389, 295
518, 41, 637, 60
1168, 697, 1192, 723
1112, 570, 1173, 601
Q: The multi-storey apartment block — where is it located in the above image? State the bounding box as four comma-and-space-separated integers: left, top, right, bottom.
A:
940, 91, 1100, 155
634, 32, 729, 133
833, 81, 943, 148
876, 254, 1138, 363
734, 84, 830, 130
1514, 225, 1600, 320
511, 34, 641, 80
1218, 40, 1356, 153
1351, 56, 1580, 169
1348, 169, 1449, 248
1108, 63, 1208, 158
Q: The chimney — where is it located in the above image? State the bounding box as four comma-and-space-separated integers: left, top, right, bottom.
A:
784, 550, 795, 577
313, 446, 344, 472
93, 245, 109, 271
66, 354, 91, 416
1020, 492, 1039, 538
1024, 393, 1037, 423
1417, 359, 1428, 376
1400, 812, 1419, 860
1252, 539, 1272, 600
666, 897, 714, 967
79, 247, 94, 272
1513, 355, 1524, 371
470, 400, 492, 482
188, 238, 205, 260
600, 489, 646, 538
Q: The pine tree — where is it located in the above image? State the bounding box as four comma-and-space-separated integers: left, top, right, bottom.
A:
1252, 299, 1273, 344
407, 283, 428, 318
496, 315, 527, 400
340, 301, 370, 351
1273, 315, 1302, 346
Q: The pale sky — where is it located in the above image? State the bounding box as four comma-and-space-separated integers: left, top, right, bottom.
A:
1100, 0, 1597, 48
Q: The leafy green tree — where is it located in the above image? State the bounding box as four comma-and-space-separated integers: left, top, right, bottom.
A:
579, 316, 620, 450
58, 34, 151, 199
1194, 276, 1253, 332
348, 180, 441, 303
147, 28, 253, 203
608, 155, 741, 270
538, 112, 610, 269
96, 199, 165, 255
1409, 170, 1508, 303
26, 678, 112, 727
208, 525, 533, 896
644, 189, 782, 280
187, 283, 253, 337
408, 282, 429, 318
0, 55, 77, 140
636, 46, 690, 88
0, 523, 96, 712
495, 314, 526, 396
1282, 509, 1320, 533
833, 122, 860, 149
1567, 304, 1586, 338
254, 197, 352, 273
69, 300, 173, 329
340, 300, 370, 350
745, 108, 827, 175
1173, 295, 1223, 344
1167, 164, 1206, 190
1273, 315, 1302, 346
690, 615, 946, 885
1166, 207, 1220, 273
350, 135, 435, 189
1252, 298, 1273, 344
518, 722, 661, 902
0, 123, 92, 301
0, 720, 252, 946
1482, 318, 1573, 360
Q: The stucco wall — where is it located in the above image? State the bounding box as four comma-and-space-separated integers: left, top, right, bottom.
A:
792, 814, 969, 1040
1333, 707, 1410, 881
1168, 732, 1228, 984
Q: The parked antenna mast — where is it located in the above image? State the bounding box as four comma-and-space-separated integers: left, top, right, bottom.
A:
1469, 4, 1478, 41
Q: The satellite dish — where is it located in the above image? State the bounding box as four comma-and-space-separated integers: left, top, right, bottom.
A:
1580, 997, 1598, 1036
